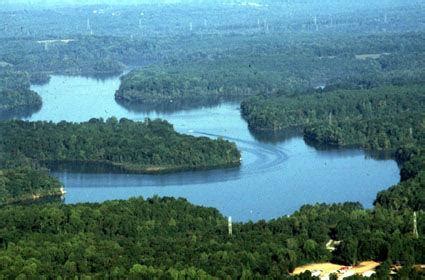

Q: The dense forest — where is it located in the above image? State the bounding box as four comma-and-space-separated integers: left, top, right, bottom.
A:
0, 118, 241, 173
1, 4, 424, 114
1, 1, 423, 39
0, 36, 154, 79
0, 168, 62, 206
0, 68, 41, 117
375, 172, 424, 211
1, 1, 424, 278
241, 85, 424, 133
0, 89, 41, 115
0, 197, 423, 278
115, 32, 425, 109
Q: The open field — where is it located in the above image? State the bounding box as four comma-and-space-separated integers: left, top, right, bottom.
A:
292, 261, 380, 279
355, 53, 390, 60
292, 262, 341, 277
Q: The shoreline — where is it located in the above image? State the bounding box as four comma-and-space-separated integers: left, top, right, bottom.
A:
1, 188, 65, 207
43, 159, 242, 175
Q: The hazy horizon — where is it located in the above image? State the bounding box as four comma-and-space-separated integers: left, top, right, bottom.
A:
0, 0, 216, 6
1, 0, 415, 7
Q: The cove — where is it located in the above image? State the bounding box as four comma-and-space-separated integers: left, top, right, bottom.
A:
26, 75, 400, 222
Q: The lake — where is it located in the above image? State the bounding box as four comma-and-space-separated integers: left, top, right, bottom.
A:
24, 75, 400, 221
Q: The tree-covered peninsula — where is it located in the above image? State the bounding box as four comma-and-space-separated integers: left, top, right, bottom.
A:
0, 89, 41, 114
0, 69, 42, 116
241, 84, 425, 213
115, 31, 425, 109
0, 118, 241, 173
0, 168, 63, 206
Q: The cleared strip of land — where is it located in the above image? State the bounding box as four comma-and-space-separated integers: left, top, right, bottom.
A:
292, 261, 380, 279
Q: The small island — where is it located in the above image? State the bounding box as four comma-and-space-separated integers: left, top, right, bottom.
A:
0, 118, 241, 174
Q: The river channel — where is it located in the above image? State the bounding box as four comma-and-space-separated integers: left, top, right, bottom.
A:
24, 75, 400, 221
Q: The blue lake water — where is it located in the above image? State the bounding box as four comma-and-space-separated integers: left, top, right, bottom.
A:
26, 75, 400, 221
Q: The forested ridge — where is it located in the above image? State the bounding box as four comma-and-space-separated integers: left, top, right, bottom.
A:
2, 11, 424, 114
115, 31, 425, 109
0, 118, 241, 173
0, 36, 154, 79
2, 2, 423, 40
0, 197, 423, 278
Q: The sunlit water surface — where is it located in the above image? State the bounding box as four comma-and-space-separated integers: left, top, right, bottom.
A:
25, 75, 400, 221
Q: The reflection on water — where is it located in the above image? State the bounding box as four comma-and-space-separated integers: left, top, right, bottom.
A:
115, 96, 238, 114
303, 137, 397, 161
249, 124, 396, 162
83, 72, 124, 81
24, 75, 401, 221
248, 126, 304, 143
44, 161, 136, 174
56, 137, 399, 222
8, 195, 63, 206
